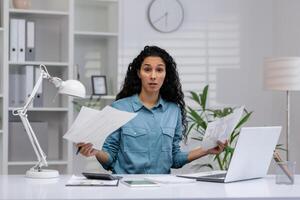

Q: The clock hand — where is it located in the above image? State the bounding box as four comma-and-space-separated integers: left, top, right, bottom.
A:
165, 12, 168, 27
152, 12, 168, 24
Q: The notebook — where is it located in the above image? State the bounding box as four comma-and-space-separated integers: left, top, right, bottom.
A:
178, 126, 281, 183
66, 175, 119, 186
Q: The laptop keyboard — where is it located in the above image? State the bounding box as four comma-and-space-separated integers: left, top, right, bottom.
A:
200, 173, 227, 179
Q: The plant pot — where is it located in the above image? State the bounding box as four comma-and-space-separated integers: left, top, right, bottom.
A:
12, 0, 31, 9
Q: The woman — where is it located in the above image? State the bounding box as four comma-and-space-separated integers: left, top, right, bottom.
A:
77, 46, 226, 174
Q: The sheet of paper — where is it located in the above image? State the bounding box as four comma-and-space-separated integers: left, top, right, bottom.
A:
201, 106, 244, 150
144, 175, 196, 184
66, 175, 119, 186
63, 106, 137, 150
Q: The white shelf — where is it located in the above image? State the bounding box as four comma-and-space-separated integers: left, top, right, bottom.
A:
8, 160, 68, 166
74, 31, 118, 38
9, 61, 69, 67
9, 107, 69, 112
76, 0, 118, 2
93, 95, 116, 100
0, 27, 3, 31
0, 94, 3, 98
0, 130, 3, 134
9, 9, 69, 16
76, 95, 116, 100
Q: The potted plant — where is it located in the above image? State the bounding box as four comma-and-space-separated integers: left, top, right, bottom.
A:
185, 85, 252, 170
73, 96, 104, 112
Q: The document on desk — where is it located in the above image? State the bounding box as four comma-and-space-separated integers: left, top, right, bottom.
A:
144, 175, 197, 184
63, 106, 137, 150
201, 106, 244, 150
66, 175, 119, 186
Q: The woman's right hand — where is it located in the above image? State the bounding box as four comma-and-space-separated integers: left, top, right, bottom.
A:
76, 143, 100, 157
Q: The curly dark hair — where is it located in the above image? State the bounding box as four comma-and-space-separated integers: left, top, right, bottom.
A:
116, 45, 187, 135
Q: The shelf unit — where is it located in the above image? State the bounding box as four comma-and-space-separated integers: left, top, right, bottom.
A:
0, 0, 120, 175
72, 0, 119, 173
0, 0, 72, 175
73, 0, 119, 96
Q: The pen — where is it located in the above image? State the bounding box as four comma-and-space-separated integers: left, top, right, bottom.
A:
76, 147, 82, 155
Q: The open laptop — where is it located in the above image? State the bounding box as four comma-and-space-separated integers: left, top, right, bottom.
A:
178, 126, 281, 183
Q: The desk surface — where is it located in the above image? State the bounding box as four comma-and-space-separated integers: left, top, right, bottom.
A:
0, 175, 300, 200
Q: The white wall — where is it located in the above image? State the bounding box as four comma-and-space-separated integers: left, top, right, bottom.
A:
119, 0, 300, 173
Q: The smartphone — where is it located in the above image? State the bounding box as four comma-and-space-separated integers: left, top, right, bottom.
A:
122, 180, 159, 187
82, 172, 121, 180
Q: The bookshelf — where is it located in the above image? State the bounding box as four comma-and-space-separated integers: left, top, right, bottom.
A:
0, 0, 119, 175
72, 0, 119, 173
4, 0, 71, 174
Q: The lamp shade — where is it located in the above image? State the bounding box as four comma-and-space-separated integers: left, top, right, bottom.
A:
59, 80, 86, 98
264, 57, 300, 91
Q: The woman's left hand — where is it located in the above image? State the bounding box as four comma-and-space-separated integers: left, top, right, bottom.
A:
207, 140, 228, 155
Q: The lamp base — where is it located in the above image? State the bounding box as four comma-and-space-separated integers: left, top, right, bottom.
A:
26, 169, 59, 179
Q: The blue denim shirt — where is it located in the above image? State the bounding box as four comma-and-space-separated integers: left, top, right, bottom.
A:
101, 94, 189, 174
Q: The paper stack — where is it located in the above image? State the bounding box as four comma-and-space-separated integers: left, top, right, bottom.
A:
63, 106, 137, 150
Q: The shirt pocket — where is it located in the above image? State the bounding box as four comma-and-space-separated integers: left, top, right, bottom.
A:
122, 127, 148, 152
161, 127, 175, 151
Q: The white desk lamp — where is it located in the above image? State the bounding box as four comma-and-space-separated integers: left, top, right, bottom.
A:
264, 57, 300, 161
12, 64, 86, 178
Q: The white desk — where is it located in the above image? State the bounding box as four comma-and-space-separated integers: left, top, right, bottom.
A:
0, 175, 300, 200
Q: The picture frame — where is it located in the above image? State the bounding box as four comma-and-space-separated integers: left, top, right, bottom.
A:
91, 75, 107, 95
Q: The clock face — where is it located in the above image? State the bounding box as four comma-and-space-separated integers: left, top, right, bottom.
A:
147, 0, 184, 33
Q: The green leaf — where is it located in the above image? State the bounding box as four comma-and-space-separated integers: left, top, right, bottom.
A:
234, 112, 252, 130
214, 154, 223, 170
191, 137, 203, 141
187, 107, 201, 120
186, 123, 196, 135
222, 150, 229, 166
276, 147, 287, 152
192, 163, 214, 170
189, 91, 201, 106
187, 107, 207, 130
200, 85, 209, 110
230, 132, 239, 145
198, 163, 214, 170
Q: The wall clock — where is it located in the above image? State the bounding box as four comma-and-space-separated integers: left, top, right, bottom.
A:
147, 0, 184, 33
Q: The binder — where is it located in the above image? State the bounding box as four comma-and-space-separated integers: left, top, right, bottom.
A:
9, 18, 18, 62
26, 21, 35, 61
9, 73, 17, 106
17, 19, 26, 62
9, 68, 24, 107
33, 66, 43, 107
18, 67, 26, 106
25, 65, 34, 108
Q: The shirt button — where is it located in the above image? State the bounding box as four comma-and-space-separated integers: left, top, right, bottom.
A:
134, 132, 136, 135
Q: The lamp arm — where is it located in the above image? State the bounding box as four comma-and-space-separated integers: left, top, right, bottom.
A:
12, 65, 51, 170
19, 112, 47, 170
22, 67, 49, 112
